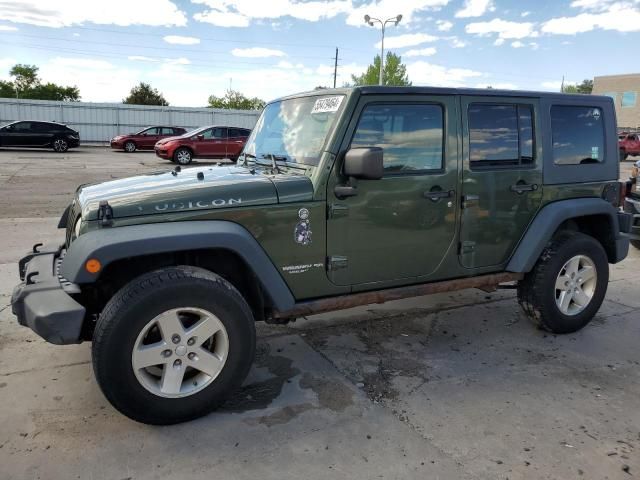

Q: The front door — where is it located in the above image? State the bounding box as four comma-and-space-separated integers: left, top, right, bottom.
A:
198, 127, 227, 157
139, 127, 160, 148
326, 96, 459, 286
5, 122, 34, 146
459, 97, 543, 269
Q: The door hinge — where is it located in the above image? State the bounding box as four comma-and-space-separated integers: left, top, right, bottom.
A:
98, 200, 113, 227
327, 203, 349, 219
327, 255, 348, 271
459, 241, 475, 254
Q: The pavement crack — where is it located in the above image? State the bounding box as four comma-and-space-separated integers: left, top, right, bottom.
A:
0, 360, 90, 377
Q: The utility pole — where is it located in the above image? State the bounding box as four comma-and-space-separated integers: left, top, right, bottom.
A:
364, 14, 402, 85
333, 47, 338, 88
561, 75, 565, 93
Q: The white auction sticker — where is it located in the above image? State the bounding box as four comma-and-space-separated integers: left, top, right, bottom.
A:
311, 96, 343, 114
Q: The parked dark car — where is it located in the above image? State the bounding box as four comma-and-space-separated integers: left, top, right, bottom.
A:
154, 126, 251, 164
0, 120, 80, 152
110, 126, 187, 152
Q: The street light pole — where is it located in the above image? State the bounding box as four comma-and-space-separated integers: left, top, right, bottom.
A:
364, 14, 402, 86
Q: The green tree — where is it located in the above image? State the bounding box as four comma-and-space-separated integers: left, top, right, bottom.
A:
563, 79, 593, 94
0, 64, 80, 101
123, 82, 169, 106
207, 89, 265, 110
10, 64, 39, 92
350, 52, 411, 87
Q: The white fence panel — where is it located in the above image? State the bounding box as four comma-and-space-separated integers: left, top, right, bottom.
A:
0, 98, 260, 143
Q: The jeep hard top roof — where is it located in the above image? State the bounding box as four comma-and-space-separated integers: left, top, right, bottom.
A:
275, 85, 612, 103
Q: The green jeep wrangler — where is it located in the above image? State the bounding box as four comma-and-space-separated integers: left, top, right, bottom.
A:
12, 87, 633, 425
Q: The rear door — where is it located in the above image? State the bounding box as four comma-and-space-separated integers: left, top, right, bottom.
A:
34, 122, 55, 146
459, 97, 543, 269
326, 95, 459, 286
226, 128, 248, 158
159, 127, 176, 140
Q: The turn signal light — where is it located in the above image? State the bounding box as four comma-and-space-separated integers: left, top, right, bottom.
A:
85, 258, 102, 274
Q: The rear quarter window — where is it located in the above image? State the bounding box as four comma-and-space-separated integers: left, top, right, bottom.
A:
551, 105, 605, 165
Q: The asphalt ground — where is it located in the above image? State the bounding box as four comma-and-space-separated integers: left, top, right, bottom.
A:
0, 147, 638, 480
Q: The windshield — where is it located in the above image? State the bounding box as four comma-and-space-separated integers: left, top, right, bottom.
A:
243, 95, 345, 166
183, 126, 206, 137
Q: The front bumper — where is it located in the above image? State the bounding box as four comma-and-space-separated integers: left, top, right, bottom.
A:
110, 140, 124, 149
11, 244, 85, 345
624, 195, 640, 241
155, 147, 170, 159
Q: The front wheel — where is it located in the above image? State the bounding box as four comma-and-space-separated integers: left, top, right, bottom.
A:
517, 232, 609, 334
124, 141, 136, 153
174, 147, 193, 165
52, 138, 68, 152
92, 266, 256, 424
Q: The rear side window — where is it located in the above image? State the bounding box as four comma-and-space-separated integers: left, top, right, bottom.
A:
229, 128, 242, 137
160, 127, 174, 135
551, 106, 604, 165
468, 104, 534, 168
350, 103, 444, 174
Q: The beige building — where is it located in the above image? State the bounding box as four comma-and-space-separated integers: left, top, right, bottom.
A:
593, 74, 640, 130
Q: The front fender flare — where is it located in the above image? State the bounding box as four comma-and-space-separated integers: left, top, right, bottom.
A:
60, 221, 295, 311
506, 198, 626, 273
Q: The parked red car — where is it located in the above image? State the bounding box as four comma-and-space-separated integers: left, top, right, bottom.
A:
619, 133, 640, 160
110, 126, 187, 152
154, 125, 251, 165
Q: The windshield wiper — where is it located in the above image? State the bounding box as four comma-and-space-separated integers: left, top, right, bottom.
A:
257, 153, 289, 172
239, 152, 256, 167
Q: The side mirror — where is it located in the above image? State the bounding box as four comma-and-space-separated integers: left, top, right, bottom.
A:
196, 134, 204, 141
343, 147, 383, 180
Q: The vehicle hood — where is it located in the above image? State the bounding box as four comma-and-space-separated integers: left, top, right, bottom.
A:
77, 165, 313, 220
156, 134, 188, 145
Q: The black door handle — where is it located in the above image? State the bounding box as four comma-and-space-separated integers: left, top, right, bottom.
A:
423, 189, 454, 202
510, 183, 538, 194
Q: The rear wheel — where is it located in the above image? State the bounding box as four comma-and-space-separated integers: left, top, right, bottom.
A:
92, 266, 256, 424
124, 141, 136, 153
174, 147, 193, 165
517, 232, 609, 334
631, 239, 640, 250
52, 138, 68, 152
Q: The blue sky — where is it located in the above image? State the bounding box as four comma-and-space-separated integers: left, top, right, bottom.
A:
0, 0, 638, 106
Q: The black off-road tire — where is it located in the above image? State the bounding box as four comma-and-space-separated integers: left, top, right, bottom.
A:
92, 266, 255, 425
631, 239, 640, 250
517, 231, 609, 334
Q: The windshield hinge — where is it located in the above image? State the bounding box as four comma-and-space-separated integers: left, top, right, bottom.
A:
327, 203, 349, 219
98, 200, 114, 227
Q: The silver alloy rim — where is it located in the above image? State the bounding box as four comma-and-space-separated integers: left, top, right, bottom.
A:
125, 142, 135, 152
131, 307, 229, 398
176, 150, 191, 164
54, 139, 67, 152
555, 255, 597, 316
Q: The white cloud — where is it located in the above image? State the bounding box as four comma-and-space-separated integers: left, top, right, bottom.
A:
541, 4, 640, 34
163, 35, 201, 45
511, 40, 525, 48
375, 32, 438, 49
521, 11, 531, 17
455, 0, 495, 18
494, 38, 505, 45
0, 57, 16, 80
192, 0, 451, 28
0, 0, 187, 28
436, 19, 453, 31
403, 47, 437, 57
127, 56, 159, 62
165, 57, 191, 65
0, 25, 18, 31
529, 41, 539, 50
231, 47, 287, 58
450, 37, 467, 47
466, 18, 537, 39
406, 60, 483, 87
